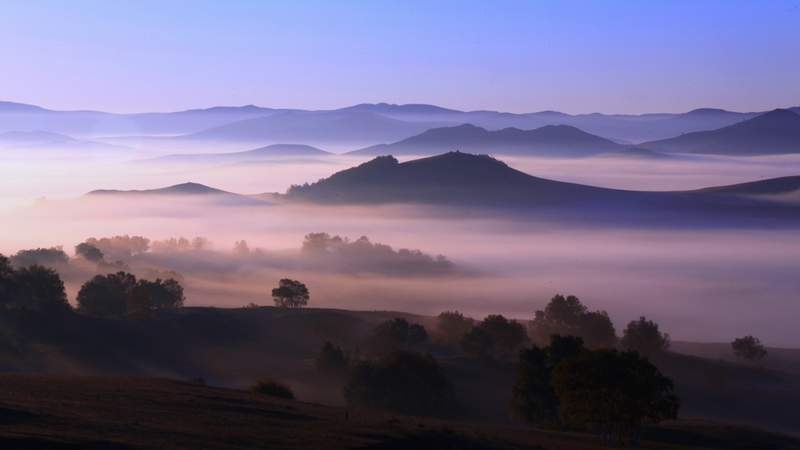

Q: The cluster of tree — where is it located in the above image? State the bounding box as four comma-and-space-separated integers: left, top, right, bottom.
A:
0, 254, 70, 314
301, 232, 454, 275
76, 272, 184, 319
530, 294, 617, 349
150, 236, 210, 253
461, 314, 529, 360
367, 318, 428, 355
512, 335, 679, 445
85, 235, 150, 260
8, 247, 69, 269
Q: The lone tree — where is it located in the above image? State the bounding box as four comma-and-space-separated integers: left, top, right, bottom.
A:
344, 351, 456, 417
552, 349, 679, 445
620, 316, 671, 356
1, 264, 70, 313
271, 278, 309, 308
731, 335, 768, 362
461, 314, 528, 360
530, 294, 616, 349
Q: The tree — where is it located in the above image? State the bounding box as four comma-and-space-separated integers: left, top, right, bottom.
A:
10, 247, 69, 268
621, 316, 670, 356
369, 318, 428, 354
530, 294, 616, 349
271, 279, 309, 308
77, 272, 184, 318
315, 341, 348, 374
461, 314, 528, 360
552, 350, 679, 444
434, 310, 474, 346
5, 265, 70, 313
511, 335, 585, 426
731, 335, 767, 362
344, 351, 456, 417
0, 254, 13, 302
75, 242, 104, 263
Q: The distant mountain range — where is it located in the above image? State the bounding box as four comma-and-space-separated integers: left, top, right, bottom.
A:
642, 109, 800, 155
143, 144, 330, 164
4, 100, 799, 148
348, 123, 623, 157
283, 152, 800, 226
0, 130, 119, 151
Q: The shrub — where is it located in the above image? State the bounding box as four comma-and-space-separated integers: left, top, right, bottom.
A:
252, 379, 295, 400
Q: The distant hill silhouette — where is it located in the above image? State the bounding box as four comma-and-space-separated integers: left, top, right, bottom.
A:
349, 123, 623, 157
185, 110, 441, 146
642, 109, 800, 155
0, 130, 119, 151
698, 176, 800, 195
145, 144, 331, 164
285, 152, 800, 226
86, 182, 267, 205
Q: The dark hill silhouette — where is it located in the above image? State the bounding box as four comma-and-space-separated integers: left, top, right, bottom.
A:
349, 123, 623, 157
285, 152, 800, 225
145, 144, 331, 164
593, 147, 673, 160
698, 175, 800, 195
642, 109, 800, 155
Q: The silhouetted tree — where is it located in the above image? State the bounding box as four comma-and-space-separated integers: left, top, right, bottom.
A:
75, 242, 104, 263
621, 316, 671, 356
461, 314, 528, 360
5, 265, 70, 313
511, 335, 585, 426
434, 310, 474, 346
77, 272, 184, 318
0, 254, 13, 301
10, 247, 69, 268
731, 335, 767, 362
552, 350, 679, 444
369, 318, 428, 354
530, 294, 616, 349
86, 235, 150, 260
344, 351, 456, 417
271, 278, 309, 308
315, 341, 349, 374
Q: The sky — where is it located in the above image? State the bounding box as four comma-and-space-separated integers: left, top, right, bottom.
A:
1, 0, 799, 114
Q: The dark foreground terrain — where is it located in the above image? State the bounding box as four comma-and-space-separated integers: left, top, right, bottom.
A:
0, 374, 798, 450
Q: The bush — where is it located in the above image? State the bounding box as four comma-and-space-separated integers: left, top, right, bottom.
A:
252, 379, 295, 400
344, 351, 456, 417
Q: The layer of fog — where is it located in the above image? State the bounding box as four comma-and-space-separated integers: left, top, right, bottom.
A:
2, 150, 799, 346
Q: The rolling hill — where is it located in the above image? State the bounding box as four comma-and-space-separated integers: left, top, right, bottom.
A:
85, 182, 267, 205
284, 152, 800, 225
348, 123, 624, 157
0, 130, 120, 151
642, 109, 800, 155
144, 144, 331, 164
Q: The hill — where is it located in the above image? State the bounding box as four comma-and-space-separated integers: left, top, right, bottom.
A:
145, 144, 331, 164
85, 182, 267, 205
284, 152, 800, 225
642, 109, 800, 155
349, 123, 623, 157
0, 130, 119, 151
593, 147, 674, 160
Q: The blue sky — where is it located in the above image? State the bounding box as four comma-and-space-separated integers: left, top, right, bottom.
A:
2, 0, 799, 113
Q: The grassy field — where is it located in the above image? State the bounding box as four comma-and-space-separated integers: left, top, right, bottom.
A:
0, 374, 798, 450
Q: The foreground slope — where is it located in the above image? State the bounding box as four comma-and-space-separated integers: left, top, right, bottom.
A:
349, 123, 623, 157
0, 374, 797, 450
642, 109, 800, 155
